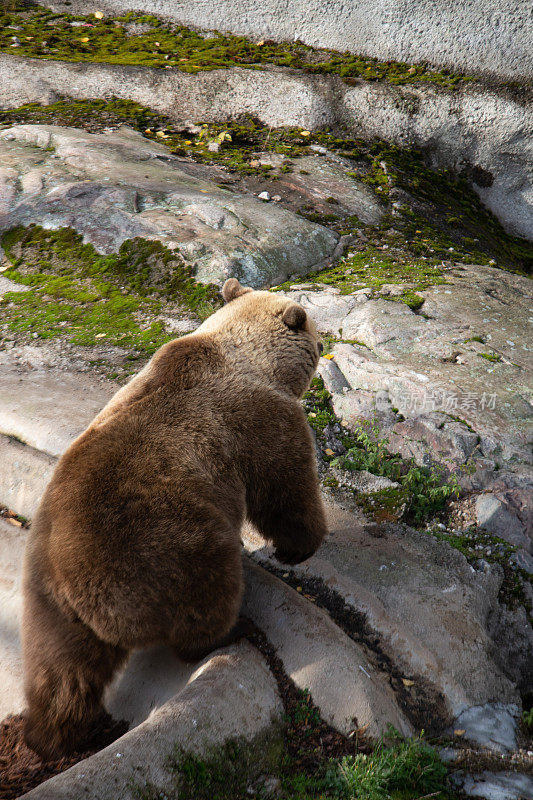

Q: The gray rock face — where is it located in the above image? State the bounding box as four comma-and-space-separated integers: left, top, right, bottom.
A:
475, 494, 529, 550
452, 703, 520, 753
0, 124, 338, 288
37, 0, 532, 83
460, 771, 533, 800
291, 264, 533, 552
0, 57, 531, 240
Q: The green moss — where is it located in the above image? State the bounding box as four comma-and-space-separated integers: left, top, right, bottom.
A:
303, 378, 460, 525
479, 352, 502, 362
393, 289, 425, 310
0, 3, 472, 88
356, 487, 406, 523
1, 225, 221, 353
278, 248, 446, 296
431, 526, 531, 613
466, 335, 485, 343
1, 97, 530, 273
135, 725, 452, 800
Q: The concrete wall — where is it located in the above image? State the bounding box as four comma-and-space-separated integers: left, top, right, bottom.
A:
41, 0, 533, 83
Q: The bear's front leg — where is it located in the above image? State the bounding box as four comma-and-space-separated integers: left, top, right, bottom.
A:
246, 409, 327, 564
22, 575, 127, 760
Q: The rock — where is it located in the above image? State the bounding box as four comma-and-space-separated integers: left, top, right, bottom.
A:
331, 388, 400, 432
275, 153, 383, 225
22, 641, 281, 800
257, 191, 271, 200
316, 356, 351, 395
278, 288, 356, 334
0, 518, 25, 719
242, 559, 412, 738
387, 413, 480, 468
475, 494, 530, 551
0, 56, 530, 239
243, 500, 522, 719
0, 354, 115, 458
459, 771, 533, 800
452, 703, 520, 753
331, 467, 399, 494
0, 124, 338, 288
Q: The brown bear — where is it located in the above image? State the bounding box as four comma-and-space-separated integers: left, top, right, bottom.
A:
21, 278, 327, 759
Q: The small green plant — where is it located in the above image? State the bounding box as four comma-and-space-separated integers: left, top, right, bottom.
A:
322, 730, 448, 800
304, 378, 460, 525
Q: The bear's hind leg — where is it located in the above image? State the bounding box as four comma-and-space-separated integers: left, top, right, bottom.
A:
23, 579, 127, 760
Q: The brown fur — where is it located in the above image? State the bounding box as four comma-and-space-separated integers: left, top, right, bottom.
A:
22, 281, 327, 759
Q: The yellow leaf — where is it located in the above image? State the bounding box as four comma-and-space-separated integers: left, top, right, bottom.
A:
296, 586, 302, 592
257, 39, 265, 46
402, 678, 415, 687
184, 140, 193, 144
300, 130, 311, 136
79, 37, 89, 43
324, 448, 335, 456
95, 333, 106, 338
94, 10, 104, 19
144, 128, 152, 133
308, 412, 317, 418
156, 131, 168, 138
7, 517, 22, 527
323, 353, 334, 360
25, 36, 33, 40
454, 729, 466, 737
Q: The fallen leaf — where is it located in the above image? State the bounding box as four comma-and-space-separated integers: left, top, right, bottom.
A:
408, 66, 417, 74
7, 517, 22, 527
257, 39, 265, 46
402, 678, 415, 687
308, 412, 317, 418
324, 448, 335, 456
154, 41, 160, 46
79, 37, 89, 43
94, 11, 103, 18
144, 128, 152, 133
300, 130, 311, 136
323, 353, 334, 360
156, 131, 168, 139
296, 586, 302, 592
184, 140, 193, 145
25, 36, 33, 40
454, 729, 466, 737
95, 333, 106, 338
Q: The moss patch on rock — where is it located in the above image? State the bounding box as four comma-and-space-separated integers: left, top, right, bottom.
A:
0, 224, 220, 354
302, 377, 460, 526
1, 102, 530, 275
0, 2, 472, 88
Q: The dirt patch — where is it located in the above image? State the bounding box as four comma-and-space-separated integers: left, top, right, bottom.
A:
0, 714, 128, 799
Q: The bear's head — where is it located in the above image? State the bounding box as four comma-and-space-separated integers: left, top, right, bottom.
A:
197, 278, 321, 398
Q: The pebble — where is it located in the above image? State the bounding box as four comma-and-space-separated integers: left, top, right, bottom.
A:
258, 191, 271, 201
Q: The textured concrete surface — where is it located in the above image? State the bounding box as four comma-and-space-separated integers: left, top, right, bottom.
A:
22, 642, 281, 799
243, 501, 522, 716
0, 124, 338, 288
0, 58, 531, 240
37, 0, 533, 82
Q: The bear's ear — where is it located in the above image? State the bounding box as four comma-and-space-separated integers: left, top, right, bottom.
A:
222, 278, 253, 303
282, 304, 307, 329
